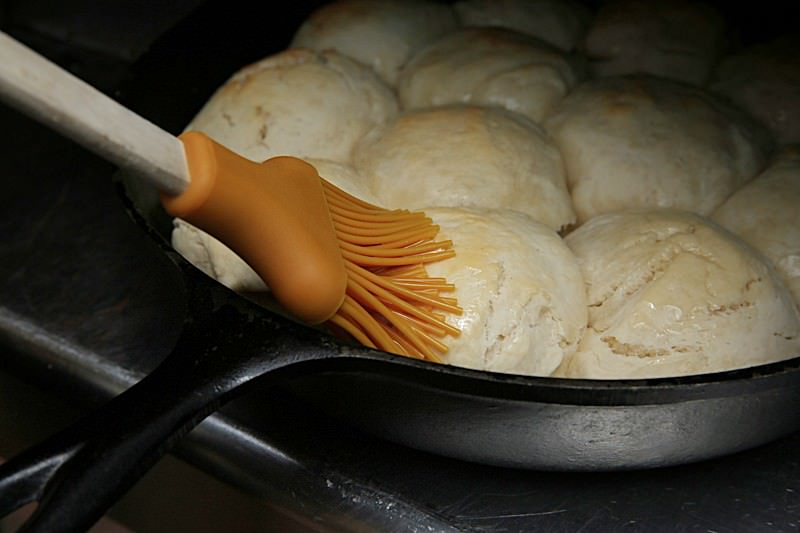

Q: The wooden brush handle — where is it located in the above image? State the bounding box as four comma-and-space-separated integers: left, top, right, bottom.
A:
0, 31, 189, 195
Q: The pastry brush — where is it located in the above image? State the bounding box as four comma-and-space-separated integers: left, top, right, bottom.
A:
0, 31, 461, 361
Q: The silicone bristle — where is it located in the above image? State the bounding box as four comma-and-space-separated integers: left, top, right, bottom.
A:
320, 180, 462, 362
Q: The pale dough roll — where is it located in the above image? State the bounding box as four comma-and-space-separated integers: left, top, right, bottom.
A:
452, 0, 593, 52
557, 209, 800, 379
712, 146, 800, 309
543, 75, 773, 224
424, 207, 587, 376
290, 0, 458, 86
354, 105, 576, 232
397, 27, 584, 123
171, 158, 378, 293
710, 35, 800, 147
185, 48, 398, 164
584, 0, 729, 85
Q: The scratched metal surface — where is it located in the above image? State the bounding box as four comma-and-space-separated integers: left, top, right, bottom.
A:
1, 1, 800, 531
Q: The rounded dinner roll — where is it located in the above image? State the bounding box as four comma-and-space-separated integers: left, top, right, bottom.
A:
171, 158, 379, 294
584, 0, 728, 85
543, 75, 773, 224
397, 27, 584, 123
353, 105, 576, 232
290, 0, 458, 86
556, 209, 800, 379
424, 207, 587, 376
452, 0, 593, 52
710, 35, 800, 147
185, 48, 398, 164
712, 146, 800, 309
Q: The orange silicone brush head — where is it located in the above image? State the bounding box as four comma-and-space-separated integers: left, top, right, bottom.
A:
322, 181, 462, 362
162, 131, 461, 361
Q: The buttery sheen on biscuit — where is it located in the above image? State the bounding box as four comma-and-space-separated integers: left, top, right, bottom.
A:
557, 209, 800, 379
425, 207, 587, 376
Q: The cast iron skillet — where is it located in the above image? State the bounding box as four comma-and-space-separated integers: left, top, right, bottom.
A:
2, 1, 800, 531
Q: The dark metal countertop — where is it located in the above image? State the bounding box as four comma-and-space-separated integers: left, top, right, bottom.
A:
1, 2, 800, 531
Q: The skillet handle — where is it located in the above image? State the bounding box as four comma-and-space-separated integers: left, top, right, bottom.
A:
0, 433, 83, 517
0, 342, 220, 532
0, 301, 322, 533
